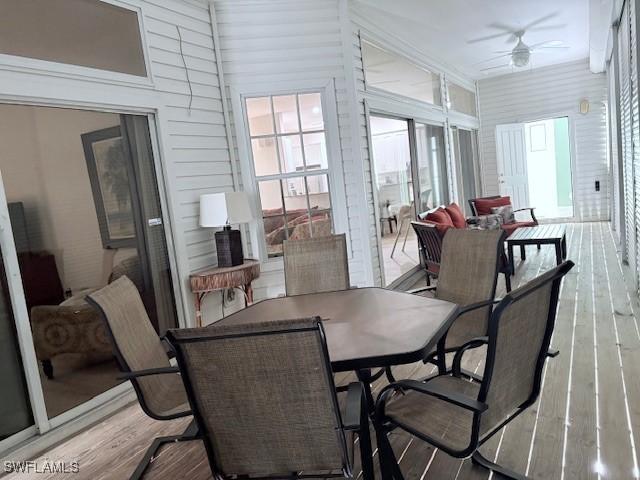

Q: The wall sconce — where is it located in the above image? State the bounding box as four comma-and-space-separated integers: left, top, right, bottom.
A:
579, 99, 590, 115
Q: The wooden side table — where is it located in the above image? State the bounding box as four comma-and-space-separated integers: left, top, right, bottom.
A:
189, 259, 260, 327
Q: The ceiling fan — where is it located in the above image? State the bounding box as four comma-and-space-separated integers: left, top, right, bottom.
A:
468, 13, 569, 72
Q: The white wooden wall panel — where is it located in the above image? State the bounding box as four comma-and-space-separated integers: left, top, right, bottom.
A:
478, 60, 609, 222
214, 0, 374, 298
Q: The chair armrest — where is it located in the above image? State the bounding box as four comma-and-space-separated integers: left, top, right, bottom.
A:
513, 207, 537, 223
452, 336, 489, 377
118, 366, 180, 380
457, 298, 501, 316
343, 382, 366, 431
387, 379, 488, 413
407, 285, 436, 295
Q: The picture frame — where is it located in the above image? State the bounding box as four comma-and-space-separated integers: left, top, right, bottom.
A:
81, 125, 137, 249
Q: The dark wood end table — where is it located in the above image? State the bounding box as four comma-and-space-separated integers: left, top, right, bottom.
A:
189, 259, 260, 327
506, 224, 567, 272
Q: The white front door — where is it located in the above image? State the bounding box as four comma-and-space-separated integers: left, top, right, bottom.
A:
495, 123, 529, 209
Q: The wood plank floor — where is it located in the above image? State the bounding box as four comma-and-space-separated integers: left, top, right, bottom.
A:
6, 222, 640, 480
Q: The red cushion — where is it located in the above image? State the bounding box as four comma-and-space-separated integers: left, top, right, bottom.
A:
422, 220, 454, 236
474, 196, 512, 215
445, 203, 466, 229
425, 208, 453, 226
501, 221, 537, 236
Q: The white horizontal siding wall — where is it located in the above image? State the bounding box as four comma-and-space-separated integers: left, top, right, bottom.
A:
214, 0, 375, 298
478, 60, 609, 222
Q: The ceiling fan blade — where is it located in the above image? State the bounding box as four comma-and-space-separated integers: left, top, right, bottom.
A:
474, 52, 513, 65
523, 12, 560, 31
529, 40, 564, 48
481, 64, 512, 72
467, 31, 512, 44
528, 24, 567, 31
486, 22, 519, 32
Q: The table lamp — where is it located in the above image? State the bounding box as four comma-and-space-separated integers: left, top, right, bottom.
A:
199, 192, 253, 267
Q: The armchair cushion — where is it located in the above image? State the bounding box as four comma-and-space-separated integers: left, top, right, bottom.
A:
445, 203, 467, 229
474, 196, 511, 215
423, 208, 454, 235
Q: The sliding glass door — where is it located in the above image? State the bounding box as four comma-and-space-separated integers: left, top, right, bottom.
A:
0, 104, 177, 440
370, 114, 449, 285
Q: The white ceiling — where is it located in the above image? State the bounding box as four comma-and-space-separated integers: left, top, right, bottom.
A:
353, 0, 591, 79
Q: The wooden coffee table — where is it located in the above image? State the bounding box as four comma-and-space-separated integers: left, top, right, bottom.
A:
506, 224, 567, 272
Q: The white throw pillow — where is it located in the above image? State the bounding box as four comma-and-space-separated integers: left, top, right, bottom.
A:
491, 205, 515, 224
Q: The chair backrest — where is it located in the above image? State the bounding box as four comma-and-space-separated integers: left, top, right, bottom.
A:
436, 228, 504, 346
476, 261, 574, 440
468, 195, 501, 217
283, 234, 350, 296
86, 276, 171, 417
166, 318, 350, 478
411, 221, 443, 275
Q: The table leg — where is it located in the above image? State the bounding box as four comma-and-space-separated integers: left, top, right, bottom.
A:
555, 241, 563, 265
244, 282, 254, 307
562, 234, 567, 260
520, 244, 526, 260
388, 217, 394, 234
194, 293, 203, 327
356, 369, 375, 414
508, 243, 515, 274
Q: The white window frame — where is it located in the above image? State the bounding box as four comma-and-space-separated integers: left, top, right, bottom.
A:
231, 80, 349, 265
0, 0, 154, 88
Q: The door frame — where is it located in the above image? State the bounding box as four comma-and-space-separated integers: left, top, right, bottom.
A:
495, 112, 578, 222
0, 100, 184, 452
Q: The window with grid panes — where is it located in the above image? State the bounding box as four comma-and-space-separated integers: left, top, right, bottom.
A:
245, 93, 334, 257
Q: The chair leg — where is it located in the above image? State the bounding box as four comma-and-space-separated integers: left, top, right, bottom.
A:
391, 219, 405, 258
385, 366, 397, 384
358, 396, 374, 480
426, 274, 431, 287
471, 450, 529, 480
504, 272, 512, 292
401, 221, 410, 252
42, 359, 54, 380
129, 420, 199, 480
374, 426, 404, 480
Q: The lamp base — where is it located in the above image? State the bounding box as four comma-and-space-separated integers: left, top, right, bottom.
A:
215, 228, 244, 267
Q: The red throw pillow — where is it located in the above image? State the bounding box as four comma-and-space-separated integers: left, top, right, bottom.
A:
445, 203, 466, 229
474, 196, 512, 215
424, 208, 453, 226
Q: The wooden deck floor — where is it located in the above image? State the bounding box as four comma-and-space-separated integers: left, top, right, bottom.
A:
7, 222, 640, 480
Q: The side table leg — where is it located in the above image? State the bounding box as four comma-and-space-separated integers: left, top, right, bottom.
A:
520, 244, 526, 260
555, 241, 563, 265
194, 293, 203, 327
508, 243, 515, 274
244, 282, 254, 307
562, 235, 567, 260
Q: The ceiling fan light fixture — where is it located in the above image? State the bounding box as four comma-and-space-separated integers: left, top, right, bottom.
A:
512, 49, 530, 67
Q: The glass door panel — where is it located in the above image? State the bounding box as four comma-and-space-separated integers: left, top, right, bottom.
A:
0, 104, 177, 420
370, 115, 418, 285
415, 123, 448, 214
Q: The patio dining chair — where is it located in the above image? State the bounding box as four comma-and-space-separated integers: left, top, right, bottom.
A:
407, 228, 505, 381
283, 234, 350, 296
283, 234, 385, 390
374, 261, 574, 480
166, 317, 374, 480
86, 276, 196, 480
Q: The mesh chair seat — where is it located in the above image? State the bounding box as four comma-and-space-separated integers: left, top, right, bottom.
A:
384, 376, 480, 452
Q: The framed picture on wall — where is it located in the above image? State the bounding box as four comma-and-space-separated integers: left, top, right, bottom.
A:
81, 125, 137, 249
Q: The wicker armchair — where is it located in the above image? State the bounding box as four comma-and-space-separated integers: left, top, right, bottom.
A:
375, 261, 574, 480
283, 234, 350, 296
166, 318, 374, 480
86, 277, 196, 480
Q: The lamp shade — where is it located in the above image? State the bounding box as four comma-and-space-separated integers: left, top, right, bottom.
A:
199, 192, 253, 227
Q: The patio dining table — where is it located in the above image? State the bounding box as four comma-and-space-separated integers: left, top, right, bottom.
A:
217, 287, 459, 400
